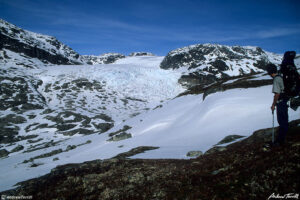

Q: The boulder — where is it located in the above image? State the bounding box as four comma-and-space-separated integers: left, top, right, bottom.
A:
216, 135, 245, 145
0, 149, 9, 157
11, 145, 24, 153
186, 151, 203, 157
107, 132, 132, 142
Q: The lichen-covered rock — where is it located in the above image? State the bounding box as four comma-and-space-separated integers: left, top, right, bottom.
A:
113, 146, 159, 159
53, 157, 59, 161
0, 125, 19, 144
66, 145, 77, 151
23, 148, 63, 163
93, 123, 114, 133
0, 75, 45, 111
186, 151, 203, 157
205, 146, 227, 155
216, 135, 245, 145
57, 124, 77, 131
107, 132, 132, 142
62, 128, 94, 136
0, 114, 26, 124
0, 149, 9, 158
108, 125, 132, 137
10, 145, 24, 153
44, 111, 105, 135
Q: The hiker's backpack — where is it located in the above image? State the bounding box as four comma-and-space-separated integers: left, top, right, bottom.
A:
279, 51, 300, 98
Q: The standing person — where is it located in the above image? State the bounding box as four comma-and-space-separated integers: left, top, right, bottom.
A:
266, 64, 289, 146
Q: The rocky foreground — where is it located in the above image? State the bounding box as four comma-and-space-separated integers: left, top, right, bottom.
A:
2, 120, 299, 200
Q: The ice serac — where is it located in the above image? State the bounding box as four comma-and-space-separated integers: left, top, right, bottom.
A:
160, 44, 281, 88
82, 53, 126, 65
0, 19, 85, 65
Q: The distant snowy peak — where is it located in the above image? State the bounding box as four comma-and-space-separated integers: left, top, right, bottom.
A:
129, 52, 155, 57
82, 53, 125, 65
160, 43, 282, 87
0, 19, 85, 65
82, 52, 157, 65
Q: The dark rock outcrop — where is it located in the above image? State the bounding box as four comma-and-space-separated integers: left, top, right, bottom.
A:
178, 73, 273, 100
0, 149, 9, 158
160, 44, 279, 88
0, 71, 45, 111
0, 32, 81, 65
0, 19, 84, 65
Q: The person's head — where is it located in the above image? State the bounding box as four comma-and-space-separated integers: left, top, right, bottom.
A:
266, 64, 278, 77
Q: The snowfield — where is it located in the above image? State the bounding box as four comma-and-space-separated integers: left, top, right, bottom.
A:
0, 56, 299, 192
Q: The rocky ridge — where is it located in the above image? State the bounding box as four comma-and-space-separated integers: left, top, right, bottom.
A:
0, 19, 157, 67
2, 119, 299, 200
178, 73, 273, 99
0, 19, 86, 65
160, 44, 281, 88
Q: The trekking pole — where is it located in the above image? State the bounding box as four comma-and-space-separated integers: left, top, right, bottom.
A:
272, 110, 275, 144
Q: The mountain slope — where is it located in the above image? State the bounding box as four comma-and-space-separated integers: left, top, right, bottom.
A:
0, 19, 86, 66
160, 44, 281, 87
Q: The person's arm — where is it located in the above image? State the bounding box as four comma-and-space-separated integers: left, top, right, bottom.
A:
271, 93, 280, 112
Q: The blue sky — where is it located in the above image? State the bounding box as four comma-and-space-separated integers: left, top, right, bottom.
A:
0, 0, 299, 56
